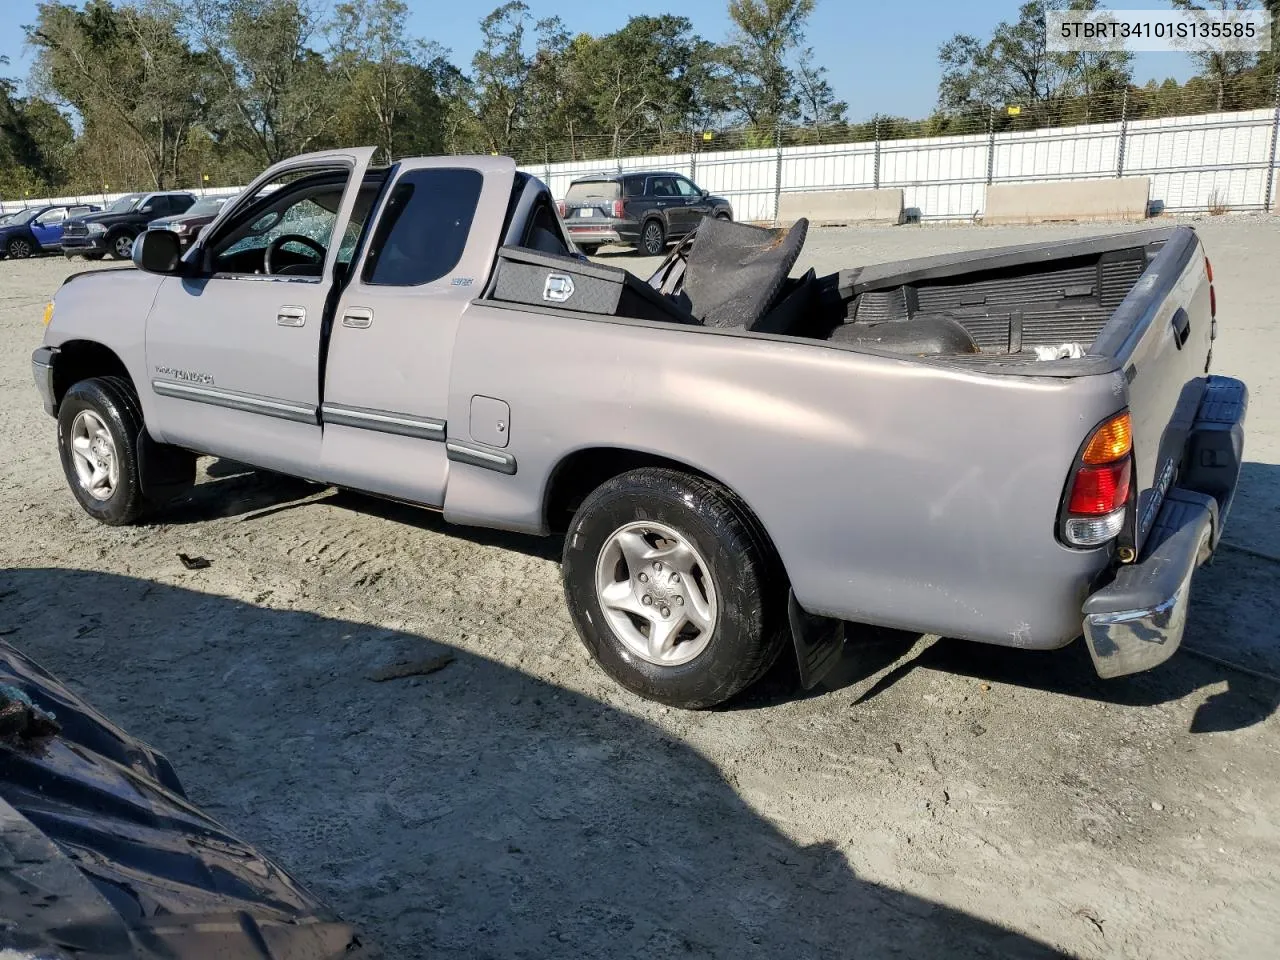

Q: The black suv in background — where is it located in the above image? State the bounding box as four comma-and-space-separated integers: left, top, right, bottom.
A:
558, 172, 733, 256
62, 191, 197, 260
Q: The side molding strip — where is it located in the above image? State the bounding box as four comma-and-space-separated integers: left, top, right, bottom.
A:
321, 403, 446, 441
446, 440, 517, 475
152, 379, 316, 424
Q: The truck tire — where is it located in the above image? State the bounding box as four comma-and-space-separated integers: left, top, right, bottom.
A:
7, 237, 33, 259
107, 231, 137, 261
82, 252, 105, 261
57, 377, 149, 526
577, 244, 601, 256
562, 467, 788, 708
638, 219, 665, 256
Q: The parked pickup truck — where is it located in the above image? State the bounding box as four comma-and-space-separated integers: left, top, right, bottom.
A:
32, 147, 1248, 709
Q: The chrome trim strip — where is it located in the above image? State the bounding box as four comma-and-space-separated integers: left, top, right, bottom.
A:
151, 379, 317, 424
446, 440, 516, 475
321, 403, 445, 441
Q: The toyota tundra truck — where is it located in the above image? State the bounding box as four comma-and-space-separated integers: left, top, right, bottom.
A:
31, 147, 1248, 709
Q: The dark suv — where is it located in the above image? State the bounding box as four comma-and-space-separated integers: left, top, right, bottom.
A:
558, 172, 733, 256
62, 191, 197, 260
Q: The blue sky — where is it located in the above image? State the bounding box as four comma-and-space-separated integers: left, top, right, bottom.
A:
0, 0, 1196, 120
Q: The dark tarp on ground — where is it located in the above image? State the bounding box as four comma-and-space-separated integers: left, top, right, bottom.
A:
0, 641, 374, 959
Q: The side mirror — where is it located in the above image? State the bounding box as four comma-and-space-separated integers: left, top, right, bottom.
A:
700, 189, 709, 199
133, 229, 183, 274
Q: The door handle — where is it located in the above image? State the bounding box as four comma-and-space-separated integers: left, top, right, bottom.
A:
277, 305, 306, 327
342, 307, 374, 329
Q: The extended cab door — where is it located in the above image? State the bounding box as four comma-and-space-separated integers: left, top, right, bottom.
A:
143, 148, 379, 475
318, 157, 515, 506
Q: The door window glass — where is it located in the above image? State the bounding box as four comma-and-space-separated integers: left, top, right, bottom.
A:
649, 177, 677, 197
675, 178, 701, 198
362, 168, 483, 286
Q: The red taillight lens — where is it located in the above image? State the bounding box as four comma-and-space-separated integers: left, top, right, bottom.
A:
1068, 460, 1131, 515
611, 199, 625, 217
1206, 257, 1216, 317
556, 200, 566, 217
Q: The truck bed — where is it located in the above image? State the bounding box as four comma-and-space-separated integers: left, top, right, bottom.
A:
826, 229, 1176, 366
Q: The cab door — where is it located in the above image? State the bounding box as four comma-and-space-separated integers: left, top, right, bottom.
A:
30, 207, 67, 249
143, 147, 379, 476
318, 157, 513, 506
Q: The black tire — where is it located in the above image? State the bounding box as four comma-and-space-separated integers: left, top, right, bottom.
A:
6, 237, 33, 259
82, 252, 105, 261
715, 211, 732, 221
57, 377, 148, 526
577, 244, 601, 256
638, 219, 665, 256
106, 231, 137, 261
562, 467, 788, 709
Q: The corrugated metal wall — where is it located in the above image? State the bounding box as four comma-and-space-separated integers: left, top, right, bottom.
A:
5, 106, 1278, 221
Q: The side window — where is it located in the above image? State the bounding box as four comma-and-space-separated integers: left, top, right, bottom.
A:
138, 196, 159, 215
362, 168, 483, 287
39, 207, 67, 224
624, 176, 644, 197
649, 177, 677, 198
206, 167, 353, 277
675, 178, 701, 198
174, 195, 195, 213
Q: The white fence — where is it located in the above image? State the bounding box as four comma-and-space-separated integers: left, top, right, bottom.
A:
6, 105, 1279, 222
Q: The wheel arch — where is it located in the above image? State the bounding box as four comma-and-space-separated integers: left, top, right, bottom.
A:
543, 445, 787, 577
51, 340, 135, 410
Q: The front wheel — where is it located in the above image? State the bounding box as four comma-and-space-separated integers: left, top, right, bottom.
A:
107, 232, 137, 260
57, 377, 148, 525
562, 468, 787, 709
6, 237, 32, 259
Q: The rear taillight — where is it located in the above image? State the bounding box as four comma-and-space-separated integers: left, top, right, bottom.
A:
556, 200, 566, 217
611, 199, 625, 218
1060, 411, 1133, 548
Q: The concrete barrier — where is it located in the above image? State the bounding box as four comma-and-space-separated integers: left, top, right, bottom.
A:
983, 177, 1150, 224
778, 188, 905, 226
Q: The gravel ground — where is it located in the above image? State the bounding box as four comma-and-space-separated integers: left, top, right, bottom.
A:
1, 216, 1278, 959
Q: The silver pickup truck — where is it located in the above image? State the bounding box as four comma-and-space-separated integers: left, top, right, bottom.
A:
32, 147, 1248, 709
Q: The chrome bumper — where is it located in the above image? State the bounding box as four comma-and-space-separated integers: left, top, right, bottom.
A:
1082, 376, 1247, 679
32, 346, 58, 418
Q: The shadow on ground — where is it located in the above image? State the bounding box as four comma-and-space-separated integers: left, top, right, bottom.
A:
0, 568, 1065, 960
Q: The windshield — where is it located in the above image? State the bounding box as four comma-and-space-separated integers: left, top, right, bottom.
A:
566, 181, 620, 202
105, 194, 145, 214
9, 208, 45, 225
186, 197, 228, 217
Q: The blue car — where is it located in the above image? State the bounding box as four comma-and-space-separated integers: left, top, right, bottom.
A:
0, 203, 102, 260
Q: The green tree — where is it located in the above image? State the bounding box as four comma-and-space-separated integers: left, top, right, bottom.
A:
28, 0, 211, 188
723, 0, 816, 132
1171, 1, 1268, 111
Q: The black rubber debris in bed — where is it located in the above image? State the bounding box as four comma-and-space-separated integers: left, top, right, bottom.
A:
681, 218, 809, 330
0, 640, 374, 960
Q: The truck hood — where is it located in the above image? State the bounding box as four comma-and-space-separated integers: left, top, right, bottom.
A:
67, 210, 141, 228
0, 640, 372, 959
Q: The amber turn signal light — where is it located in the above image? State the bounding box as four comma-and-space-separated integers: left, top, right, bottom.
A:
1081, 411, 1131, 465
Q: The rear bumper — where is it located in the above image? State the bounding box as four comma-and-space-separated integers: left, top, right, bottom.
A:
1082, 375, 1248, 678
32, 345, 57, 417
565, 219, 639, 246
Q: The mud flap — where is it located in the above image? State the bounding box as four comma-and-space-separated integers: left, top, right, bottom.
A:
137, 428, 196, 501
788, 590, 844, 689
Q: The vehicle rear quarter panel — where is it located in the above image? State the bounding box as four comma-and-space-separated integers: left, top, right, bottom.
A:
445, 303, 1131, 649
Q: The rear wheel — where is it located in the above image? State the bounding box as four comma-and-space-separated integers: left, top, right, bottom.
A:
107, 231, 137, 261
577, 244, 601, 256
82, 252, 105, 261
638, 219, 665, 256
715, 212, 732, 221
562, 468, 787, 709
57, 377, 148, 525
6, 237, 32, 259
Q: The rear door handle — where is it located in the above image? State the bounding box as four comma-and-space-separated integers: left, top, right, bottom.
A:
277, 305, 306, 327
342, 307, 373, 329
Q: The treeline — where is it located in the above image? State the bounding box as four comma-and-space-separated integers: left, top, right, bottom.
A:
1, 0, 1278, 200
0, 0, 846, 197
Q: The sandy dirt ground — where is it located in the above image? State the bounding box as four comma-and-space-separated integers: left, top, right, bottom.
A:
1, 217, 1278, 959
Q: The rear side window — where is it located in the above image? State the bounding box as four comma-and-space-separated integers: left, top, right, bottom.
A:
363, 168, 483, 286
623, 176, 645, 197
566, 180, 620, 202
